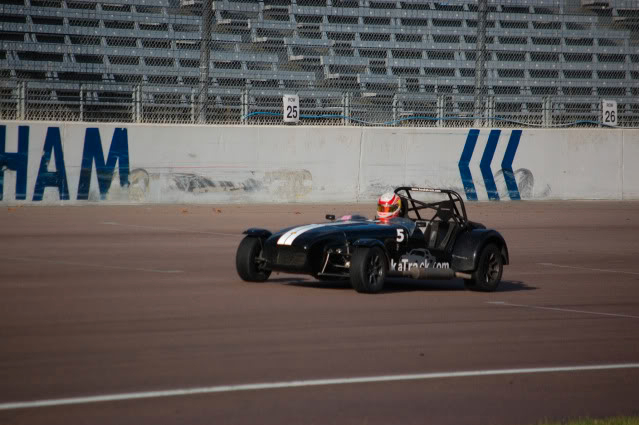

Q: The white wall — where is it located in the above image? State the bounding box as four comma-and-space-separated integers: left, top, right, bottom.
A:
622, 130, 639, 200
0, 121, 637, 204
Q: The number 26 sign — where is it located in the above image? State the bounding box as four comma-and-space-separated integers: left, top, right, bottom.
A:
283, 95, 299, 123
602, 99, 618, 127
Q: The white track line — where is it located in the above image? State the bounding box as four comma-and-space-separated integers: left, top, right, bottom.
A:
2, 256, 183, 274
487, 301, 639, 319
101, 222, 240, 237
539, 262, 639, 276
1, 363, 639, 411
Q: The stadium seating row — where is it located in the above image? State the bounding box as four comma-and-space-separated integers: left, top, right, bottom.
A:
0, 0, 637, 125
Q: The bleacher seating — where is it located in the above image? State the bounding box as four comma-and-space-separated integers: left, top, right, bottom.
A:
0, 0, 637, 125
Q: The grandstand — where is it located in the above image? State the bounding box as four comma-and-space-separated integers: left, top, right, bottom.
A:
0, 0, 637, 127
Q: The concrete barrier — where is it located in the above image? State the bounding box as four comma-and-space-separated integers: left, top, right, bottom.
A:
623, 130, 639, 200
1, 122, 637, 204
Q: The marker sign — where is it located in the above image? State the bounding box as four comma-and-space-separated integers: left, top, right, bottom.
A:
602, 99, 618, 127
283, 95, 299, 123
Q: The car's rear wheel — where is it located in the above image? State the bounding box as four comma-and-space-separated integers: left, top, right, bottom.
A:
465, 243, 502, 292
236, 236, 271, 282
350, 246, 387, 294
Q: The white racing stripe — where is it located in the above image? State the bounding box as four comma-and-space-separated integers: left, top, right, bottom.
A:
488, 301, 639, 319
277, 221, 360, 246
277, 224, 325, 245
1, 363, 638, 411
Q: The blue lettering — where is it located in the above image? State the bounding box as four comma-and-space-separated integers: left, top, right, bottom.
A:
0, 125, 29, 200
33, 127, 70, 201
77, 128, 129, 200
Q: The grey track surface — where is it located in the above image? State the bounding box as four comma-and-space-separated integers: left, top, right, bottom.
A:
1, 201, 639, 425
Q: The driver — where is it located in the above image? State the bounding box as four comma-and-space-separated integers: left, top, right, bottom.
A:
376, 192, 402, 222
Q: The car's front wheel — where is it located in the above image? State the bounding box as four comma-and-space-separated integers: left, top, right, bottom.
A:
465, 243, 503, 292
236, 236, 271, 282
350, 246, 387, 293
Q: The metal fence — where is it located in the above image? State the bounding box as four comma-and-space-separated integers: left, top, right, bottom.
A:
1, 0, 638, 128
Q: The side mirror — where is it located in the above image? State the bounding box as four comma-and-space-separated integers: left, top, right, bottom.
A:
325, 214, 335, 221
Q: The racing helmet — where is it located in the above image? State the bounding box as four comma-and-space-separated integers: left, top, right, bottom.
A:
376, 192, 402, 222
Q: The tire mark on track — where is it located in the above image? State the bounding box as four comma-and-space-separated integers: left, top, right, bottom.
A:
102, 222, 241, 237
1, 255, 184, 274
488, 301, 639, 319
539, 262, 639, 276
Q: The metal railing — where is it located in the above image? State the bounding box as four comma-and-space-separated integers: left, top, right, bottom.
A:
2, 81, 635, 127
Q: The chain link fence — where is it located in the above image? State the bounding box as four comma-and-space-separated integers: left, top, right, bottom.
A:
1, 0, 638, 127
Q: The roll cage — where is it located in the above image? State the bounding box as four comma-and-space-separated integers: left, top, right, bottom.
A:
393, 187, 469, 227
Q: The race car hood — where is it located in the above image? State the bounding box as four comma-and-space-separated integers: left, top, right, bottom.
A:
267, 220, 400, 248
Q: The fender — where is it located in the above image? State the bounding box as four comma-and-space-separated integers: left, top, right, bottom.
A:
353, 238, 386, 250
319, 238, 348, 254
243, 228, 272, 239
352, 238, 391, 268
451, 229, 509, 271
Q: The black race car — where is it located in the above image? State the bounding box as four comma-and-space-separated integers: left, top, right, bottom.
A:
236, 187, 509, 293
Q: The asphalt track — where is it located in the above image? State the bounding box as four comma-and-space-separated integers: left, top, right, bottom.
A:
1, 201, 639, 425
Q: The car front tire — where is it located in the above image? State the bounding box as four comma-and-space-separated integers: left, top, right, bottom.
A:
466, 243, 503, 292
350, 246, 387, 294
236, 236, 272, 282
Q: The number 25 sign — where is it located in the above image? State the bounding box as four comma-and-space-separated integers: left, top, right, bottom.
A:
283, 95, 300, 123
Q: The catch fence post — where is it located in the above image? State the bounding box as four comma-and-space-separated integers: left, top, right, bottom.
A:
241, 89, 249, 123
17, 81, 26, 120
133, 85, 143, 123
79, 84, 84, 122
198, 0, 213, 124
191, 88, 196, 124
437, 95, 444, 128
542, 97, 553, 128
392, 93, 398, 125
473, 0, 488, 128
342, 92, 351, 126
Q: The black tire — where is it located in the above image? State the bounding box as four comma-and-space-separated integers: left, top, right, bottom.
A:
236, 236, 271, 282
466, 243, 503, 292
350, 246, 387, 294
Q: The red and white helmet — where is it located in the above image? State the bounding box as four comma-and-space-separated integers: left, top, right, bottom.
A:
376, 192, 402, 222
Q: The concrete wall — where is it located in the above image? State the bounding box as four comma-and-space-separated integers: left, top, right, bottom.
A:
1, 122, 637, 204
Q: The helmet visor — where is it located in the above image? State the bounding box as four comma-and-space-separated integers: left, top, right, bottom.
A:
377, 204, 399, 214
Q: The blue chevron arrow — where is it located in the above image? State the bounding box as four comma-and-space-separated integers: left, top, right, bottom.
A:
459, 129, 523, 201
458, 129, 479, 201
501, 130, 522, 200
480, 129, 501, 201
